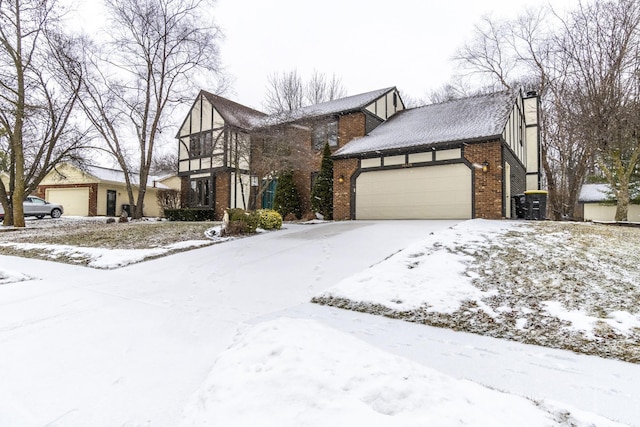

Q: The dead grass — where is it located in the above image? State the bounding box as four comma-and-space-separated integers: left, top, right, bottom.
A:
313, 221, 640, 363
0, 217, 218, 256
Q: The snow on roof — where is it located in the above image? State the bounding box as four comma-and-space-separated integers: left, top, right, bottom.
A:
256, 87, 396, 127
579, 183, 613, 203
85, 165, 170, 189
334, 91, 516, 157
201, 91, 267, 130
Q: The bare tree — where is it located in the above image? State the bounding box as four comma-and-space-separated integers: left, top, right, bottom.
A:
263, 69, 347, 114
250, 124, 315, 210
151, 150, 178, 175
561, 0, 640, 220
454, 15, 518, 91
0, 0, 87, 226
305, 70, 347, 105
453, 6, 601, 219
78, 0, 223, 219
263, 70, 305, 114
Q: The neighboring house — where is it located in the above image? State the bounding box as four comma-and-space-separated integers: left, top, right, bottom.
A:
177, 87, 404, 219
36, 163, 180, 217
578, 183, 640, 222
332, 90, 541, 220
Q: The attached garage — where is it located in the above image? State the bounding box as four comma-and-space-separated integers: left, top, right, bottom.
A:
355, 164, 472, 219
45, 187, 90, 216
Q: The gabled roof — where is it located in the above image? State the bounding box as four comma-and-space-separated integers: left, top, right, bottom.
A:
333, 91, 516, 158
579, 183, 613, 203
84, 165, 170, 189
201, 90, 267, 130
256, 86, 396, 128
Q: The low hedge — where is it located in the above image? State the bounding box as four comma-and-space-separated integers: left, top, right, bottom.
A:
223, 208, 282, 235
164, 208, 217, 221
257, 209, 282, 230
227, 208, 260, 234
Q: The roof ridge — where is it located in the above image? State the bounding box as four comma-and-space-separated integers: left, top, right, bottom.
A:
200, 90, 267, 117
415, 89, 515, 109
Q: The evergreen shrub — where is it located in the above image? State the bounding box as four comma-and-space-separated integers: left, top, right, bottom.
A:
257, 209, 283, 230
273, 170, 302, 219
227, 208, 259, 234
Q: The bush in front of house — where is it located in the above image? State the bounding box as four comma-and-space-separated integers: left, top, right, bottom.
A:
164, 208, 217, 221
273, 170, 302, 219
226, 208, 260, 234
257, 209, 283, 230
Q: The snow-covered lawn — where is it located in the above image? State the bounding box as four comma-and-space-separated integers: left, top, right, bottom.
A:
1, 219, 638, 426
181, 317, 625, 427
314, 220, 640, 363
0, 217, 227, 268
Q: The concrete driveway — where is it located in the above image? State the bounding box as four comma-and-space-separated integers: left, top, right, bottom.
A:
0, 220, 458, 427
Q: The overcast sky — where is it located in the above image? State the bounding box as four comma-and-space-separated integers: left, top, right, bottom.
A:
70, 0, 580, 111
213, 0, 580, 110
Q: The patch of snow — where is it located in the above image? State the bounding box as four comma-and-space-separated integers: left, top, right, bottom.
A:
0, 240, 213, 269
319, 220, 517, 314
544, 301, 640, 338
0, 269, 32, 285
543, 301, 597, 338
579, 183, 613, 203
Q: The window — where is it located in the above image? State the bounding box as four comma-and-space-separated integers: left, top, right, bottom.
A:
189, 135, 202, 157
190, 177, 212, 207
189, 132, 215, 158
312, 121, 338, 149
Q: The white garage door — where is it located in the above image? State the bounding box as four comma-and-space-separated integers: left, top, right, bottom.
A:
45, 187, 90, 216
356, 164, 472, 219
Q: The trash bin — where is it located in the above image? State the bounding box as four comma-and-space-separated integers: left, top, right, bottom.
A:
513, 194, 527, 219
524, 190, 547, 220
121, 204, 132, 217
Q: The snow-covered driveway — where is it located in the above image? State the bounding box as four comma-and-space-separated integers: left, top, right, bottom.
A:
0, 220, 459, 427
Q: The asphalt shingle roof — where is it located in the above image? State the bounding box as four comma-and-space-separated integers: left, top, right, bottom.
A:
201, 91, 267, 130
255, 87, 396, 127
333, 91, 516, 157
85, 165, 170, 189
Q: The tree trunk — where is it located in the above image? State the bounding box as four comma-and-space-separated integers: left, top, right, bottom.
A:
615, 181, 630, 222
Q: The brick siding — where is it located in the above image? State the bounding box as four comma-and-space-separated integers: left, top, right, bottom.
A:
463, 140, 503, 219
338, 113, 366, 149
215, 172, 230, 220
333, 158, 359, 220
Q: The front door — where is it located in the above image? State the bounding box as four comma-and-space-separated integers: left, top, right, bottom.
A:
106, 190, 117, 216
262, 179, 277, 209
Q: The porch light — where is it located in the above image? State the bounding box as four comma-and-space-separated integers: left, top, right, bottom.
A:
338, 175, 345, 183
482, 161, 489, 173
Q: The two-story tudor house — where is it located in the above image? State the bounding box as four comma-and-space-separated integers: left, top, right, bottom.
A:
177, 87, 540, 220
177, 87, 404, 219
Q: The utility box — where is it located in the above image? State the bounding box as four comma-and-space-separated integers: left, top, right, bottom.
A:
524, 190, 547, 220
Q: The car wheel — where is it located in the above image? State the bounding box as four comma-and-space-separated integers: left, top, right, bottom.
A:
51, 208, 62, 219
36, 215, 44, 219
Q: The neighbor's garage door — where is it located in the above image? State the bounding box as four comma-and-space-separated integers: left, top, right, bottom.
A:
355, 164, 472, 219
45, 187, 90, 216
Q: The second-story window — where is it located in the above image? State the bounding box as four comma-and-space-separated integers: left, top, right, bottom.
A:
312, 121, 338, 150
189, 132, 215, 158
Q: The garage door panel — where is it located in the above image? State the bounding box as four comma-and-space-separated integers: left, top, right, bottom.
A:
355, 164, 471, 219
45, 188, 90, 216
